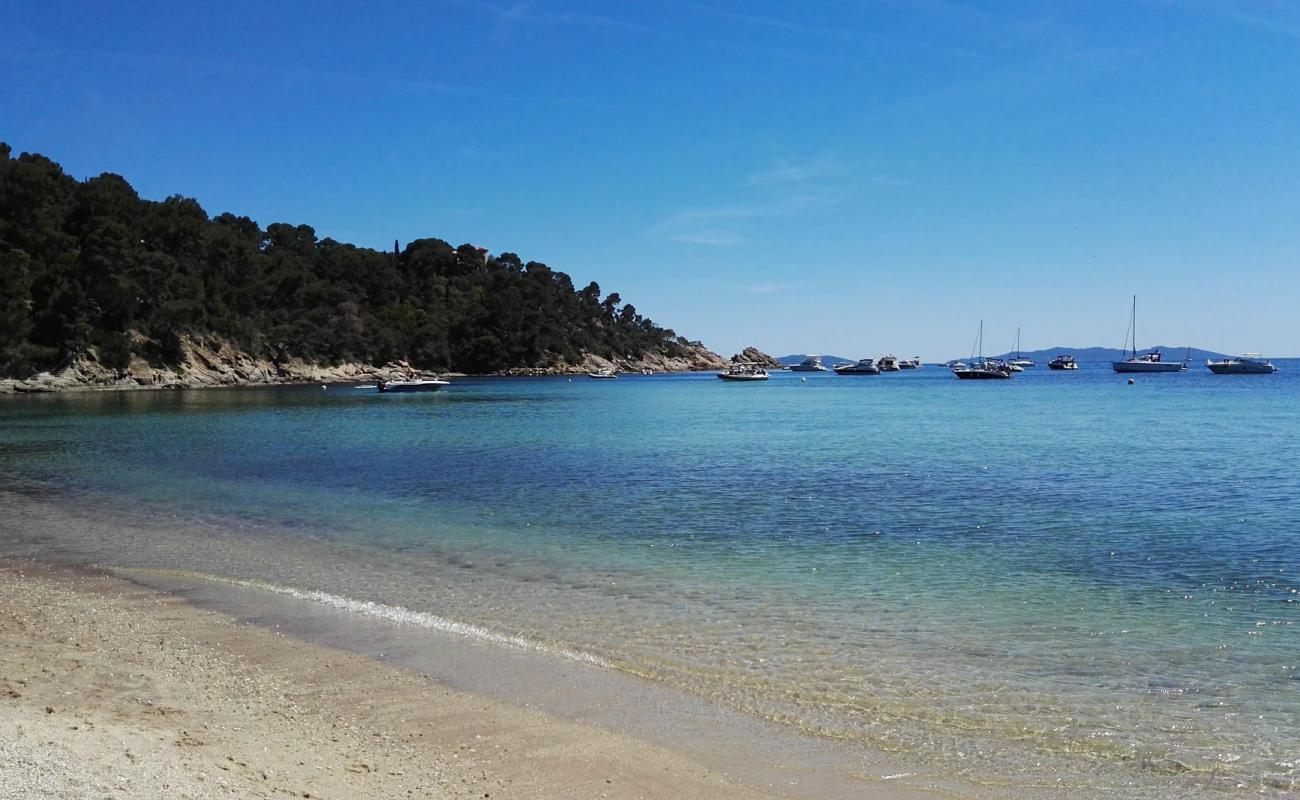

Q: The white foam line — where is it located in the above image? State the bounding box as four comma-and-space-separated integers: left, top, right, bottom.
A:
125, 569, 612, 668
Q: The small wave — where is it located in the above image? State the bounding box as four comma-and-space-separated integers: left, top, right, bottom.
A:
116, 567, 612, 668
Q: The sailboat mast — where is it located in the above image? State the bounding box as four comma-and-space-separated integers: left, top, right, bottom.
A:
1131, 295, 1137, 358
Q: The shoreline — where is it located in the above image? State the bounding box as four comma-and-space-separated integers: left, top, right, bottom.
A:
0, 485, 954, 800
0, 335, 729, 395
3, 558, 931, 800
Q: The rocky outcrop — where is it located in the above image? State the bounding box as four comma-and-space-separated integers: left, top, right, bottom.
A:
0, 336, 730, 393
496, 342, 728, 377
0, 335, 398, 394
730, 347, 782, 369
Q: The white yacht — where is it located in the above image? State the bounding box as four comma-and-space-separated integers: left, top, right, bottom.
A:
789, 356, 828, 372
877, 354, 901, 371
587, 368, 618, 379
833, 358, 881, 375
1048, 354, 1078, 371
1206, 354, 1277, 374
898, 356, 922, 369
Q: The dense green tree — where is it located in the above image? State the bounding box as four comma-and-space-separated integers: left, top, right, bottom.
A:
0, 144, 692, 378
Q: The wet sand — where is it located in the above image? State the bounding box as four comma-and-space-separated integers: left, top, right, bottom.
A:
0, 559, 946, 800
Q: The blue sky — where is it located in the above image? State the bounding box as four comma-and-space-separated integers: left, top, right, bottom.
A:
3, 1, 1299, 358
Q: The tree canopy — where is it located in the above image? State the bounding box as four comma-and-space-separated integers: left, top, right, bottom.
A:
0, 144, 693, 377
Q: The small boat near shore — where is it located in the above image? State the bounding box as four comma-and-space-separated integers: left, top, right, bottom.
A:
833, 358, 881, 375
1206, 354, 1277, 374
719, 364, 770, 381
1048, 354, 1078, 370
587, 368, 618, 379
378, 376, 450, 393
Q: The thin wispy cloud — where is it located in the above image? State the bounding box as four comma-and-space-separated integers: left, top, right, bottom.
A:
746, 156, 848, 186
668, 230, 747, 247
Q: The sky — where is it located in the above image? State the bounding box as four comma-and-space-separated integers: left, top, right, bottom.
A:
3, 1, 1300, 359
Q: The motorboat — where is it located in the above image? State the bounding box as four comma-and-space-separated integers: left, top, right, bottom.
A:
587, 368, 618, 379
719, 364, 770, 381
954, 321, 1013, 380
898, 356, 922, 369
1047, 354, 1078, 370
946, 360, 967, 370
1005, 362, 1024, 373
789, 355, 828, 372
1112, 296, 1186, 373
877, 354, 901, 371
378, 376, 450, 393
833, 358, 881, 375
1206, 354, 1277, 374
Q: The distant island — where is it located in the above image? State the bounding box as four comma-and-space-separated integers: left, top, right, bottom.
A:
0, 144, 724, 392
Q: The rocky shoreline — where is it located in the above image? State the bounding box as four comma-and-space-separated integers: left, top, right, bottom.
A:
0, 336, 731, 394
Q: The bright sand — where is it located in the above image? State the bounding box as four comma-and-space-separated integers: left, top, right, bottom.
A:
0, 560, 944, 800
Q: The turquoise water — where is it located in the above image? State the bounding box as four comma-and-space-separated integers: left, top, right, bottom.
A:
2, 364, 1297, 797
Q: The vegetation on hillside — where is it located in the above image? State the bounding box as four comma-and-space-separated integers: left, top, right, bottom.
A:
0, 144, 696, 378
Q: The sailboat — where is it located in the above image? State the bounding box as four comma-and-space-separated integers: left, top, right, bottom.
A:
1009, 327, 1034, 368
954, 321, 1013, 380
1111, 296, 1185, 373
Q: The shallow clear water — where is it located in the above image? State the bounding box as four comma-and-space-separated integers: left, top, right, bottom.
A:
2, 364, 1297, 797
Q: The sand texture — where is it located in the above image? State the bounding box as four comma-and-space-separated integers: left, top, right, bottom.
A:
0, 561, 785, 800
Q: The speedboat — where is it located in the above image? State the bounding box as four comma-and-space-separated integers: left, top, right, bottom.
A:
946, 360, 967, 370
833, 358, 881, 375
898, 356, 921, 369
378, 377, 450, 393
719, 364, 769, 381
877, 354, 901, 371
789, 356, 828, 372
1048, 354, 1078, 370
1206, 354, 1277, 374
587, 368, 618, 379
1112, 296, 1186, 373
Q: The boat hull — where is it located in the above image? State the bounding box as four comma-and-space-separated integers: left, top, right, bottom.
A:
1047, 363, 1078, 371
1111, 361, 1184, 373
718, 373, 769, 381
1206, 362, 1276, 374
379, 381, 448, 393
954, 369, 1011, 380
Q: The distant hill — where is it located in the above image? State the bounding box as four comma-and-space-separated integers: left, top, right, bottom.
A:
975, 346, 1231, 363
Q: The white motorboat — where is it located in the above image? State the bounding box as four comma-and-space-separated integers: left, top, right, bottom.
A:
789, 355, 828, 372
719, 364, 769, 381
899, 356, 922, 369
877, 354, 901, 371
1112, 296, 1186, 373
1047, 354, 1078, 370
1206, 354, 1277, 374
587, 368, 618, 379
833, 358, 881, 375
378, 377, 450, 393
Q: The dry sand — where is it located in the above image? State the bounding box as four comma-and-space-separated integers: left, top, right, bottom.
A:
0, 560, 796, 800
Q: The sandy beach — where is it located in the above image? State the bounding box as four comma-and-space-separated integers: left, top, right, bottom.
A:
0, 560, 768, 800
1, 559, 950, 800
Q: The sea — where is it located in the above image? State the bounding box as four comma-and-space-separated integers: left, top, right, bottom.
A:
1, 362, 1296, 798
